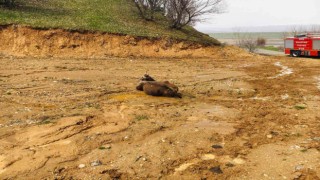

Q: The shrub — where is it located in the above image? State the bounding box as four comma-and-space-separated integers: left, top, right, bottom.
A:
257, 37, 266, 47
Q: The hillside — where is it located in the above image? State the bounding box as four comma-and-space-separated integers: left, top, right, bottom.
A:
0, 0, 220, 45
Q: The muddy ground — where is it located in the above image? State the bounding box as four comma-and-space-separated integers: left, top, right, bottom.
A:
0, 54, 320, 179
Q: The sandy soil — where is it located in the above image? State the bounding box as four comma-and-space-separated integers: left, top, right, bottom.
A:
0, 52, 319, 179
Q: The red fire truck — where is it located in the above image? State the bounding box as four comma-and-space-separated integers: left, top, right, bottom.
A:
284, 33, 320, 57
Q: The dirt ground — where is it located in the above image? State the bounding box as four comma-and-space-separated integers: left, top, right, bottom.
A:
0, 53, 320, 179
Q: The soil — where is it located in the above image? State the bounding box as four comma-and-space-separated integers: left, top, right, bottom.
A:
0, 26, 320, 180
0, 25, 248, 59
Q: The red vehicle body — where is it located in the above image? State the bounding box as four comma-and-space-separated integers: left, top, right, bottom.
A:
284, 33, 320, 57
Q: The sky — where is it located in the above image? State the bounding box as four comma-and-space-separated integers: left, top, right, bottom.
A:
195, 0, 320, 32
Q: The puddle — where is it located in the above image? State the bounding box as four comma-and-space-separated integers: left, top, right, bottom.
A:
108, 92, 145, 101
186, 120, 235, 135
270, 62, 293, 78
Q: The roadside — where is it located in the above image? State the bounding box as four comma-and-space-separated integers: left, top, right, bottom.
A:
256, 48, 285, 56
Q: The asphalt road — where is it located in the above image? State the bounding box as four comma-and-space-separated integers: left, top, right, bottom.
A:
256, 48, 285, 56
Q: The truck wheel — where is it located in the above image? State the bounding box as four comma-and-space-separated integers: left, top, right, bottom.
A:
290, 51, 300, 57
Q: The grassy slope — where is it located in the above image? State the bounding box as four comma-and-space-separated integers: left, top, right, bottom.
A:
0, 0, 220, 45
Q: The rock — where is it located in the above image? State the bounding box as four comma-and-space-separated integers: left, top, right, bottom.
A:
281, 94, 289, 100
313, 137, 320, 141
290, 145, 301, 150
201, 154, 216, 160
78, 164, 86, 169
102, 144, 112, 149
175, 163, 195, 172
91, 160, 102, 167
267, 134, 273, 139
232, 158, 246, 165
295, 164, 304, 171
209, 166, 223, 174
135, 155, 143, 162
225, 163, 235, 167
212, 144, 223, 149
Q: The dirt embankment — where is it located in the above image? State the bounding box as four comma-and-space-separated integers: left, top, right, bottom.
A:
0, 25, 250, 59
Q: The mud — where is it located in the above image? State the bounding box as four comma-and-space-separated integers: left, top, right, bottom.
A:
0, 53, 319, 179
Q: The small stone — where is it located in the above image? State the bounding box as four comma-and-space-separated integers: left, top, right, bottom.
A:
104, 144, 112, 149
209, 166, 223, 174
232, 158, 246, 165
263, 173, 268, 177
201, 154, 216, 160
313, 137, 320, 141
290, 145, 301, 150
91, 160, 102, 167
293, 172, 302, 179
124, 136, 129, 140
281, 94, 289, 100
78, 164, 86, 169
267, 134, 273, 139
212, 144, 223, 149
295, 164, 304, 171
225, 163, 234, 167
135, 155, 143, 162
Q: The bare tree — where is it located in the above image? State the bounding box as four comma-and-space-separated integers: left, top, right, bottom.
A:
234, 32, 258, 53
165, 0, 225, 29
132, 0, 165, 21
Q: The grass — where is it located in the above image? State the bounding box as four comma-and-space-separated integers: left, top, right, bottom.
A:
0, 0, 220, 45
294, 104, 307, 110
260, 46, 280, 52
134, 115, 149, 121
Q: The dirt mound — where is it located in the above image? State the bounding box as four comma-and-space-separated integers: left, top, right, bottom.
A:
0, 25, 251, 58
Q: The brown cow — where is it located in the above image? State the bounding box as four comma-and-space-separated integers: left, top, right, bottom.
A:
136, 74, 182, 98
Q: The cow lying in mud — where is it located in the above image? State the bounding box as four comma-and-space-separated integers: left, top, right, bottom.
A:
136, 74, 182, 98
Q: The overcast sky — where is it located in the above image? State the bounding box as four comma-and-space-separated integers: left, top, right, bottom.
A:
195, 0, 320, 32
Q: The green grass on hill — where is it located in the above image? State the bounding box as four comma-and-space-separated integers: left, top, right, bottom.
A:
0, 0, 220, 45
